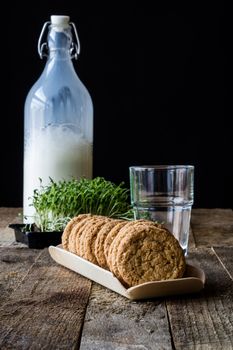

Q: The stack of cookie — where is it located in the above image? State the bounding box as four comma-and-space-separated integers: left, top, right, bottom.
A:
62, 214, 186, 287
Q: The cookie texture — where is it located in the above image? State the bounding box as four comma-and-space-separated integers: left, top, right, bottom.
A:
80, 217, 111, 264
95, 220, 122, 269
77, 216, 105, 257
116, 224, 185, 287
108, 220, 159, 283
62, 214, 91, 250
70, 216, 96, 255
61, 214, 186, 287
105, 221, 128, 271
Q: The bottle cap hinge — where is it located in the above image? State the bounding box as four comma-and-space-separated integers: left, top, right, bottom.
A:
38, 20, 81, 60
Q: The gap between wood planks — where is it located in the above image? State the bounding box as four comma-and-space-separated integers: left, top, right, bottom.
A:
212, 247, 233, 281
165, 302, 176, 350
0, 249, 92, 349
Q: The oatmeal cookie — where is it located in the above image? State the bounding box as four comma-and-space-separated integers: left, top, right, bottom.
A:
105, 221, 128, 270
109, 220, 157, 282
116, 224, 185, 287
79, 216, 111, 264
61, 214, 91, 250
95, 219, 122, 269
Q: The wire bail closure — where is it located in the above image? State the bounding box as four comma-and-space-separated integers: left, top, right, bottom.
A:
38, 21, 81, 60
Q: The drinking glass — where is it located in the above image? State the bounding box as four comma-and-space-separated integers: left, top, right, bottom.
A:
129, 165, 194, 255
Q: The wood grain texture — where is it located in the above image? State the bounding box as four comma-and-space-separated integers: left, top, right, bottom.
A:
1, 208, 233, 349
0, 248, 40, 303
80, 283, 173, 350
167, 248, 233, 349
191, 209, 233, 247
213, 246, 233, 280
0, 249, 92, 350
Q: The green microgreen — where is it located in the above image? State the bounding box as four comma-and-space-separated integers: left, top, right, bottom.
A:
30, 177, 133, 231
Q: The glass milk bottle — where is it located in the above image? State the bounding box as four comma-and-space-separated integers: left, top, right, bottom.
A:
23, 15, 93, 222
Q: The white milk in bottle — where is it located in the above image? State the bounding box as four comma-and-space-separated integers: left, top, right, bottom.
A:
23, 15, 93, 222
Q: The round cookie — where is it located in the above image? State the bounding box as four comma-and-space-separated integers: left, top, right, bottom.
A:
109, 220, 158, 279
95, 219, 122, 269
61, 214, 91, 250
80, 217, 111, 264
76, 215, 107, 257
68, 215, 95, 254
116, 224, 186, 287
105, 221, 128, 270
78, 216, 103, 257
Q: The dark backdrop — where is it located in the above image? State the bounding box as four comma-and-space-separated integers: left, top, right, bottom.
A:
1, 5, 232, 208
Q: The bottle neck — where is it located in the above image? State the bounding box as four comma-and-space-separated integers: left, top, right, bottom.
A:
47, 26, 72, 60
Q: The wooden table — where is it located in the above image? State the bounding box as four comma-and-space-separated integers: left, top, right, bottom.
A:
0, 208, 232, 349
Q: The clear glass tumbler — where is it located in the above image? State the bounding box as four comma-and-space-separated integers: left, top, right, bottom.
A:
129, 165, 194, 255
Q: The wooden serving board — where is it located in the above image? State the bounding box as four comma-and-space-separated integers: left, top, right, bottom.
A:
49, 245, 205, 300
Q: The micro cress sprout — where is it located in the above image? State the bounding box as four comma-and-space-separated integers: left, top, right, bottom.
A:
29, 177, 133, 232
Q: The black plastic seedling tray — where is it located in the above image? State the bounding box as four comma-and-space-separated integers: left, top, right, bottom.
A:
9, 224, 62, 249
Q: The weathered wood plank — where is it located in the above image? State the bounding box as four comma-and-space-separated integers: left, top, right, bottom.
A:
0, 248, 40, 303
0, 207, 22, 246
213, 246, 233, 280
167, 248, 233, 349
1, 208, 233, 349
191, 209, 233, 247
80, 283, 173, 350
0, 249, 92, 349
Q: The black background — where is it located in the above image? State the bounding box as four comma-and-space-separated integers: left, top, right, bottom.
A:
1, 4, 232, 208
